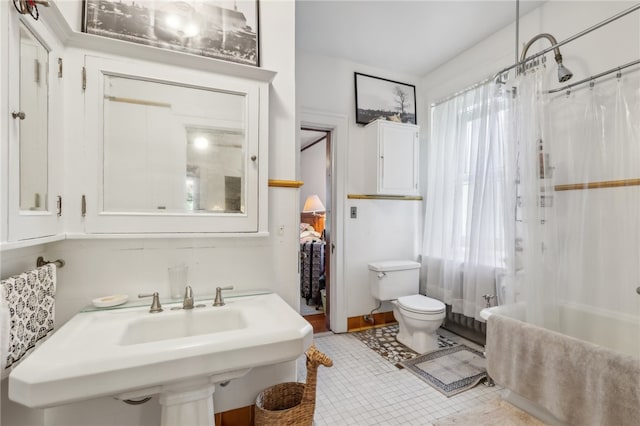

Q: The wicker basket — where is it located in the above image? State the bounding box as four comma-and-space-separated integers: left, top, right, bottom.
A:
254, 344, 332, 426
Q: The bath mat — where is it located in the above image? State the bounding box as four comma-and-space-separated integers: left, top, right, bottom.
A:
401, 344, 487, 397
433, 397, 547, 425
352, 324, 456, 367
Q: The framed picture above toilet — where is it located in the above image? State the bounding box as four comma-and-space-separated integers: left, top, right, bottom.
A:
354, 72, 417, 125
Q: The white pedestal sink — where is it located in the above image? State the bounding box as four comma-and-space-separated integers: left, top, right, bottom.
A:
9, 292, 313, 426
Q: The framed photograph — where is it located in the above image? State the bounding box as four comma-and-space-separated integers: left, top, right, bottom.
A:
82, 0, 259, 67
354, 72, 416, 125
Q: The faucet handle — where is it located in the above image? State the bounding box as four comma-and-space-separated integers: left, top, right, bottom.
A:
138, 292, 163, 313
213, 286, 234, 306
183, 285, 194, 309
482, 294, 496, 308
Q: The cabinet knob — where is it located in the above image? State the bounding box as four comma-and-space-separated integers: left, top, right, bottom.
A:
11, 111, 26, 120
250, 155, 257, 162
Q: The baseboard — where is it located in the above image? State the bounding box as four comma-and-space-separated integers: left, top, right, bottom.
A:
347, 311, 396, 332
215, 405, 254, 426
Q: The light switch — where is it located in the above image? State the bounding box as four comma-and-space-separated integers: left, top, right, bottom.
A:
350, 206, 357, 218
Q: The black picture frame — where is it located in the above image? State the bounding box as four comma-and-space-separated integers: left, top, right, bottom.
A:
354, 72, 417, 125
82, 0, 260, 67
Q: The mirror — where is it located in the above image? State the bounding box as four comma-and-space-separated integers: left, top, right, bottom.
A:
19, 22, 49, 211
102, 74, 246, 214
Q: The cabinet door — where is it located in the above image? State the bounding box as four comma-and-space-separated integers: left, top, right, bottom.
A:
378, 122, 419, 195
6, 17, 63, 241
82, 56, 268, 234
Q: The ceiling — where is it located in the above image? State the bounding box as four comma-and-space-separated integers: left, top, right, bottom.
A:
296, 0, 545, 76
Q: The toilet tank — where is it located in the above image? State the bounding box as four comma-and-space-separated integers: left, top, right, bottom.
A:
368, 260, 421, 301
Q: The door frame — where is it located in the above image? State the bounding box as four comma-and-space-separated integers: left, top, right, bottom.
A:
300, 109, 348, 333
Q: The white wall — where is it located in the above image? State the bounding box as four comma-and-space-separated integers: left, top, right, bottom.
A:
1, 0, 298, 424
296, 52, 424, 317
420, 0, 640, 316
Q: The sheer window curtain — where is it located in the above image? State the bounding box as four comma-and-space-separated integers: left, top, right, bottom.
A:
421, 82, 516, 322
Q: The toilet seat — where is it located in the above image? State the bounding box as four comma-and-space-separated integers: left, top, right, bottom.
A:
397, 294, 445, 315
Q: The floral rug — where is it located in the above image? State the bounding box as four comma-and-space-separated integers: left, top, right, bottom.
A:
351, 324, 456, 368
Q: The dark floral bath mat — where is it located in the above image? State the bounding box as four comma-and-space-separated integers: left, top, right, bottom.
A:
352, 324, 456, 368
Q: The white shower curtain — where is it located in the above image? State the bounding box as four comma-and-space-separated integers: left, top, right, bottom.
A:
422, 82, 516, 322
514, 64, 640, 334
488, 61, 640, 349
424, 62, 640, 331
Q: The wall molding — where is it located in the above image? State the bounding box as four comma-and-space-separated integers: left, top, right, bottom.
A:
347, 312, 396, 332
555, 178, 640, 192
347, 194, 423, 200
268, 179, 304, 188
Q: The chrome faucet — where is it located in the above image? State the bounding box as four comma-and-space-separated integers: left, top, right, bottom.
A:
138, 292, 163, 313
213, 286, 234, 306
183, 285, 194, 309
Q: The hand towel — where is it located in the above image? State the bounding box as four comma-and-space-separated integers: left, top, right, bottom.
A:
1, 264, 56, 378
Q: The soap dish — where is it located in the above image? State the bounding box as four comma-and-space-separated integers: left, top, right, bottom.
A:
92, 294, 128, 308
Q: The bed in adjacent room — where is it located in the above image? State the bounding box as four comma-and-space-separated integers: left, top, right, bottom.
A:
300, 223, 325, 307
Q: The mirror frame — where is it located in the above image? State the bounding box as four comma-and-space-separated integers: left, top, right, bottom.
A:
83, 55, 268, 234
6, 14, 62, 242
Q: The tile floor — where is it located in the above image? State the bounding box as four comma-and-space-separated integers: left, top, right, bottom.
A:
297, 329, 501, 425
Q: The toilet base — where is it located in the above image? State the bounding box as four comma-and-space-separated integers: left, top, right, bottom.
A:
396, 328, 440, 354
392, 301, 444, 354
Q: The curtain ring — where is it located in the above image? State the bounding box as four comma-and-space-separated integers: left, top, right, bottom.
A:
616, 68, 622, 80
589, 79, 595, 89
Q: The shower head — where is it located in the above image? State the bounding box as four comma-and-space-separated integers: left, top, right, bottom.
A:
557, 61, 573, 83
520, 33, 573, 83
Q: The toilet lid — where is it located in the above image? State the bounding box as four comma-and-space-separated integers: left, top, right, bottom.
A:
397, 295, 445, 314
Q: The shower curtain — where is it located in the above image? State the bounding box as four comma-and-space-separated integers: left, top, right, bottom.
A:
513, 64, 640, 334
422, 82, 516, 322
424, 62, 640, 331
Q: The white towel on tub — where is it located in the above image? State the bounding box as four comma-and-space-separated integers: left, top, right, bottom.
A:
486, 313, 640, 426
1, 264, 56, 379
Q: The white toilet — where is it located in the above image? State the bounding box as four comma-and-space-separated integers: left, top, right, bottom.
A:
368, 260, 446, 353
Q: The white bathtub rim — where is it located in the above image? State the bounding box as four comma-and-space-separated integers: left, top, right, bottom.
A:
482, 301, 640, 357
480, 302, 526, 321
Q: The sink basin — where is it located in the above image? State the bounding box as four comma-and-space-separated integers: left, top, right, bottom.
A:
9, 292, 313, 414
120, 308, 247, 345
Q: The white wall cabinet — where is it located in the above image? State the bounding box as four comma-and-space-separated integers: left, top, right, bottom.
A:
362, 120, 419, 195
1, 9, 64, 244
1, 2, 275, 242
81, 55, 270, 234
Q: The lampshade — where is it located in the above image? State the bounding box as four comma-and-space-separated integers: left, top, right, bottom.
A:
303, 194, 325, 214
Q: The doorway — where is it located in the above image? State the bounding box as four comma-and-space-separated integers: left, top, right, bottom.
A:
300, 109, 348, 333
299, 128, 331, 333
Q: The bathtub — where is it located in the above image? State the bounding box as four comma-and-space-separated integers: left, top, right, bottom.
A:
481, 303, 640, 426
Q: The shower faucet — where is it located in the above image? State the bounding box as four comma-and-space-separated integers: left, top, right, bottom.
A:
520, 33, 573, 83
482, 294, 496, 308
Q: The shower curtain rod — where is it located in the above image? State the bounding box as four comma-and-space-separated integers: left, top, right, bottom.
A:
430, 76, 495, 107
492, 3, 640, 81
548, 58, 640, 94
431, 3, 640, 108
